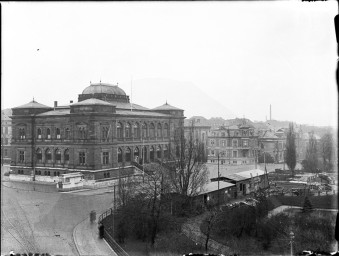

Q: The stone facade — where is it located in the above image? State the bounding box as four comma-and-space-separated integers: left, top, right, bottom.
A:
10, 82, 184, 180
1, 109, 12, 164
207, 124, 259, 165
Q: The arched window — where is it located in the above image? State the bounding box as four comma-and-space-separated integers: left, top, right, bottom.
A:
150, 146, 155, 162
56, 128, 61, 139
65, 128, 71, 139
102, 126, 109, 141
134, 147, 140, 162
37, 128, 42, 139
117, 122, 123, 139
142, 146, 147, 163
156, 145, 161, 159
19, 128, 26, 139
79, 127, 86, 139
125, 147, 131, 162
36, 148, 42, 163
163, 123, 169, 138
125, 123, 131, 138
64, 149, 70, 163
118, 148, 122, 163
163, 145, 169, 159
47, 128, 51, 139
142, 123, 147, 138
157, 123, 162, 138
45, 148, 52, 163
149, 123, 155, 138
55, 149, 61, 163
133, 123, 140, 138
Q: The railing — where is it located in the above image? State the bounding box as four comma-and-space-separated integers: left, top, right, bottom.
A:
98, 207, 130, 256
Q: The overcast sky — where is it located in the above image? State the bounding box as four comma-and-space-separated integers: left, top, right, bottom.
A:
2, 1, 338, 127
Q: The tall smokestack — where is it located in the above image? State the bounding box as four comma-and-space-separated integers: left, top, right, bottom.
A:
270, 104, 272, 121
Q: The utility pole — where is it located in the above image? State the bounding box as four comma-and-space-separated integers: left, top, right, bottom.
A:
31, 114, 36, 190
218, 153, 220, 206
289, 230, 294, 256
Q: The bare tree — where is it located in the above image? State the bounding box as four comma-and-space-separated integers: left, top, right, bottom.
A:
167, 126, 209, 197
285, 123, 296, 176
136, 163, 171, 247
302, 132, 319, 173
320, 132, 334, 171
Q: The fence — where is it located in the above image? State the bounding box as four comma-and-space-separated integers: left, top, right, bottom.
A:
98, 207, 130, 256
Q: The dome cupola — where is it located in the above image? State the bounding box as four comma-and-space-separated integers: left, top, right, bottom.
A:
78, 81, 130, 103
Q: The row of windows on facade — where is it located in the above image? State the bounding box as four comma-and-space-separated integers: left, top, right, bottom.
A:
210, 130, 254, 137
18, 145, 169, 165
17, 169, 61, 176
210, 139, 251, 147
17, 122, 170, 140
210, 150, 242, 158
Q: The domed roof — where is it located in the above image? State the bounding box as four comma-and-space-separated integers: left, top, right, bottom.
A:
71, 98, 114, 106
82, 82, 126, 96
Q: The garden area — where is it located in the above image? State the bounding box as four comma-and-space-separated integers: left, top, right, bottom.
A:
200, 194, 338, 255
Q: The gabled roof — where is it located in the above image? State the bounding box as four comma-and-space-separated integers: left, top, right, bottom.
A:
13, 100, 51, 109
152, 102, 183, 111
72, 98, 114, 106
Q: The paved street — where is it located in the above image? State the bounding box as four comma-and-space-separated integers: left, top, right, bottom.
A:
1, 166, 115, 255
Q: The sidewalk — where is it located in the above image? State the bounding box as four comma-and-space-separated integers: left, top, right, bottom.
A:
73, 217, 117, 256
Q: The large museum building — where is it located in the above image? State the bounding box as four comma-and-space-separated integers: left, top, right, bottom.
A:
10, 82, 184, 180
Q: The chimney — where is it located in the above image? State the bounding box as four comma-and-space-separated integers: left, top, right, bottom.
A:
70, 100, 73, 104
54, 101, 58, 108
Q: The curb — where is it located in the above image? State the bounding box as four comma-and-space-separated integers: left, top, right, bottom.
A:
72, 209, 117, 256
72, 216, 88, 256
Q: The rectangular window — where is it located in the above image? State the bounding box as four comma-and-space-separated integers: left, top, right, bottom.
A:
222, 140, 226, 147
102, 152, 109, 165
232, 139, 238, 148
243, 140, 248, 147
19, 151, 25, 162
210, 140, 215, 146
233, 151, 238, 158
227, 139, 231, 147
5, 127, 8, 134
79, 152, 86, 165
4, 149, 8, 157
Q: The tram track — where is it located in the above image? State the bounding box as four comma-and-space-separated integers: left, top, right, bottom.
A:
2, 198, 40, 253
